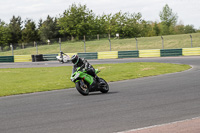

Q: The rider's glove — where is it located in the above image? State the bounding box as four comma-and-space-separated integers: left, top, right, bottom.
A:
85, 62, 89, 70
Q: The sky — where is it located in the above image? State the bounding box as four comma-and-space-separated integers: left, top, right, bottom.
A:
0, 0, 199, 29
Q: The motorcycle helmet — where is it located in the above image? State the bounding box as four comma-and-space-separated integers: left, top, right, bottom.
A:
71, 55, 79, 65
71, 55, 83, 66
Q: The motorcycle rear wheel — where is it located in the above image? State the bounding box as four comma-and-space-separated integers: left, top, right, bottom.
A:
75, 81, 89, 96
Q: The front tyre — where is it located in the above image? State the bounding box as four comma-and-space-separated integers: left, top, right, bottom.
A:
75, 81, 89, 96
99, 78, 109, 93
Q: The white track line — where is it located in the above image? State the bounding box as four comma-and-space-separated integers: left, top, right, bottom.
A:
115, 116, 200, 133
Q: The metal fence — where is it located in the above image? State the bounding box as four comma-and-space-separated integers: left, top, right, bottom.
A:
0, 34, 114, 52
0, 33, 199, 55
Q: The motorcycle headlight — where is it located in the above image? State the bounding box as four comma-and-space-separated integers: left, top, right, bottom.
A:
74, 73, 80, 79
71, 73, 80, 82
71, 77, 74, 82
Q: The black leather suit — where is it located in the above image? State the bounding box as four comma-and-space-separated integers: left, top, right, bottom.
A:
72, 58, 96, 78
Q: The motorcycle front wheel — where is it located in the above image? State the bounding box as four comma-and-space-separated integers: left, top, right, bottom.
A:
75, 81, 89, 96
99, 78, 109, 93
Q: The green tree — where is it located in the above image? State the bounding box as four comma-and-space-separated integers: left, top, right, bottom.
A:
141, 20, 153, 37
0, 21, 11, 50
104, 14, 112, 35
174, 24, 185, 34
94, 15, 107, 35
39, 15, 59, 42
122, 12, 143, 38
153, 22, 161, 36
184, 25, 196, 34
9, 16, 23, 44
58, 4, 95, 40
85, 9, 96, 38
38, 19, 43, 30
22, 19, 39, 43
159, 4, 178, 35
109, 12, 126, 36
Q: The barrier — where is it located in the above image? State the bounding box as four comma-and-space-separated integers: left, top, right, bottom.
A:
161, 49, 182, 57
98, 51, 118, 59
78, 52, 97, 59
0, 56, 14, 63
31, 55, 44, 62
66, 53, 77, 58
139, 49, 160, 58
182, 47, 200, 56
118, 51, 139, 58
43, 54, 58, 61
14, 55, 32, 62
1, 47, 200, 63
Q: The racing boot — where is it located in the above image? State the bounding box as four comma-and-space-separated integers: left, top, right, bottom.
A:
95, 75, 105, 87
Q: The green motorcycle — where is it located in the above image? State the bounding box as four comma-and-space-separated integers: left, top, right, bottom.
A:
70, 65, 109, 96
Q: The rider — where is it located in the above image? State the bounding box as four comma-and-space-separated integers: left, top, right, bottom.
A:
71, 55, 101, 83
60, 51, 65, 63
60, 51, 69, 58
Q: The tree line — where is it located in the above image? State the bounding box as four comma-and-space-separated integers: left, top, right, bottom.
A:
0, 3, 198, 50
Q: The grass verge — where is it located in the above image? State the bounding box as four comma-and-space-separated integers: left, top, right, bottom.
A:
0, 62, 191, 97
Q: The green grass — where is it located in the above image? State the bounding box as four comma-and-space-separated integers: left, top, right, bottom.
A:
1, 33, 200, 56
0, 62, 191, 97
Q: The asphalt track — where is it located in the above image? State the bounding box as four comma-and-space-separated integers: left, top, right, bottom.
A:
0, 56, 200, 133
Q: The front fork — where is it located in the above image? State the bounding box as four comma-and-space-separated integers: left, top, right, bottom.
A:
79, 78, 98, 92
79, 79, 88, 91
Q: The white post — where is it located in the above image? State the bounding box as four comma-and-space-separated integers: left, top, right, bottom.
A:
10, 44, 14, 56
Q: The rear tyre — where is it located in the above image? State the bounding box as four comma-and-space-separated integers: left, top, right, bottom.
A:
99, 78, 109, 93
75, 81, 89, 96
